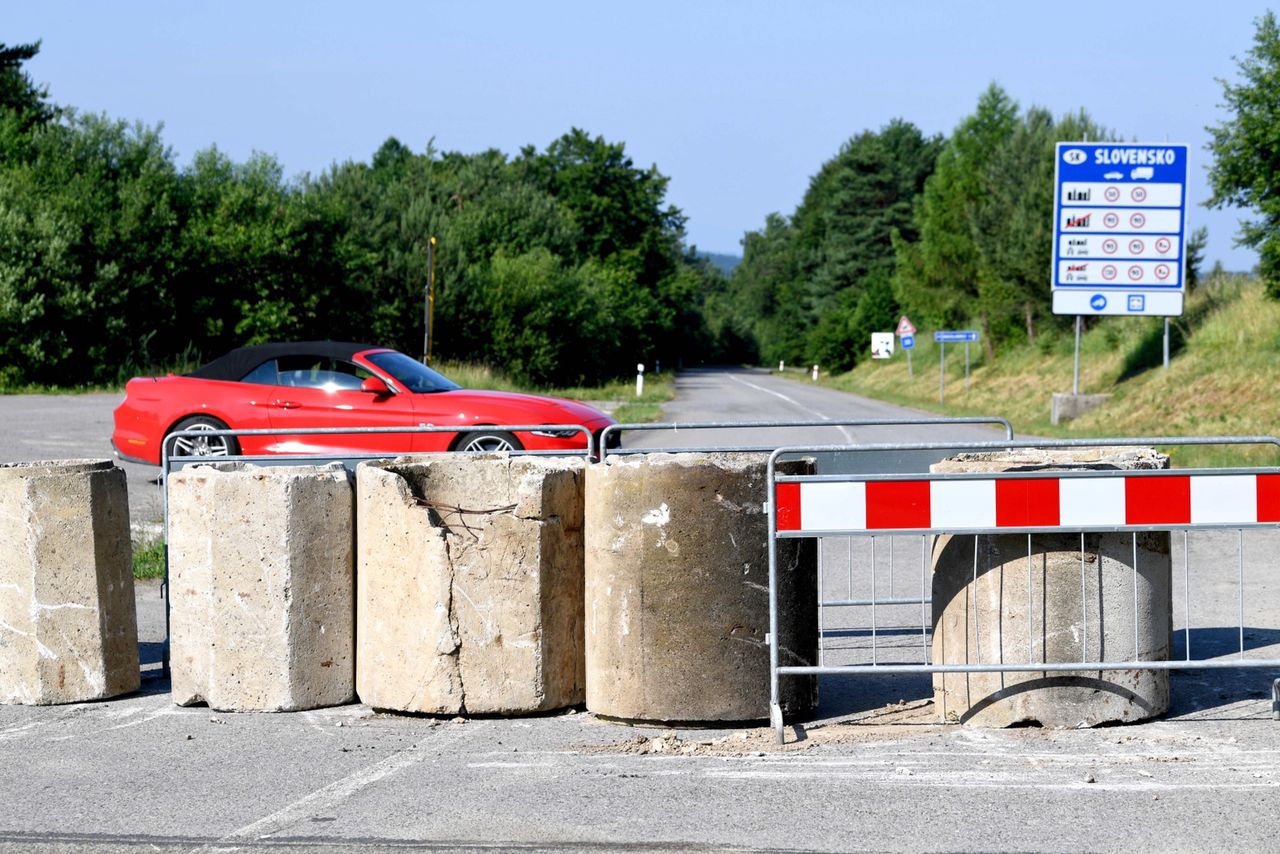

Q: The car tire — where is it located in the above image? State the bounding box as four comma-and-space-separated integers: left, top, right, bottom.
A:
167, 415, 240, 458
454, 430, 523, 453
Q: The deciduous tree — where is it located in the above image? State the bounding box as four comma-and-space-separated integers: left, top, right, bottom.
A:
1206, 11, 1280, 296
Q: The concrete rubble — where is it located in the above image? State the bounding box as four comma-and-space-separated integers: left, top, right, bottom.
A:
930, 447, 1172, 726
167, 462, 354, 712
0, 460, 138, 705
356, 454, 586, 715
584, 452, 818, 722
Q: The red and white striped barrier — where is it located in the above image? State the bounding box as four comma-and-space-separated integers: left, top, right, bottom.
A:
774, 472, 1280, 533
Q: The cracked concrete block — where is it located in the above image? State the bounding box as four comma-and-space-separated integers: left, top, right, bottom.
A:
356, 454, 586, 715
168, 463, 354, 712
930, 448, 1172, 726
0, 460, 138, 705
584, 453, 818, 723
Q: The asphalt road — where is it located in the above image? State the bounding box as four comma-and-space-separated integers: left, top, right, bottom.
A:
622, 367, 1012, 451
1, 371, 1278, 852
0, 391, 164, 537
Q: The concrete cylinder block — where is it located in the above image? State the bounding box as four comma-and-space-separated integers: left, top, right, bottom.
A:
584, 453, 818, 723
0, 459, 138, 705
168, 462, 354, 712
930, 448, 1172, 727
356, 453, 587, 715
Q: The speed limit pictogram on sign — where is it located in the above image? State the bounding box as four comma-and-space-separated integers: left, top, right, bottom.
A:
1053, 142, 1189, 316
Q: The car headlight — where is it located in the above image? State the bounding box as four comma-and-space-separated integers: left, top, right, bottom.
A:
531, 428, 580, 438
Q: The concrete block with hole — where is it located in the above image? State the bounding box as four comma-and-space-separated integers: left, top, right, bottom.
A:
584, 453, 818, 723
0, 460, 139, 705
167, 462, 354, 711
356, 454, 586, 715
930, 448, 1172, 727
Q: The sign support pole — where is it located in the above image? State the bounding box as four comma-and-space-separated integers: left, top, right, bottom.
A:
939, 343, 946, 404
422, 236, 438, 366
1163, 318, 1170, 370
1072, 316, 1081, 395
964, 343, 971, 391
907, 349, 913, 379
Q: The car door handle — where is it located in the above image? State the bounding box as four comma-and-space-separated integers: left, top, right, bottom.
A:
274, 400, 301, 409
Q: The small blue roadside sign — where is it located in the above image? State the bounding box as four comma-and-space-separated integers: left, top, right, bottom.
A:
934, 331, 979, 343
900, 333, 915, 349
934, 331, 978, 404
1052, 142, 1188, 317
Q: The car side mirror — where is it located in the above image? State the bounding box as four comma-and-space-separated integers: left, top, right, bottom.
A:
361, 376, 393, 395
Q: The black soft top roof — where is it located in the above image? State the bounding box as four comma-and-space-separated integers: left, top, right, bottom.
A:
186, 341, 385, 382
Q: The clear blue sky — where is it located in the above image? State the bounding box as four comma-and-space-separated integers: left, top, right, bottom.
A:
9, 1, 1272, 270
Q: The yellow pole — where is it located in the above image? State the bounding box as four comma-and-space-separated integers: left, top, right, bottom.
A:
424, 236, 438, 365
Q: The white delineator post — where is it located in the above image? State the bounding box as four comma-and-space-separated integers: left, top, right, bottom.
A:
636, 363, 645, 397
811, 365, 819, 382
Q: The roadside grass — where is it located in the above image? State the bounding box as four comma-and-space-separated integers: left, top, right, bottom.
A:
2, 344, 206, 394
806, 274, 1280, 469
132, 538, 166, 580
435, 361, 674, 423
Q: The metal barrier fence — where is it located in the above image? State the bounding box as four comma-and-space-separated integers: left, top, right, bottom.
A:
156, 423, 594, 675
153, 416, 1014, 675
767, 436, 1280, 742
598, 417, 1014, 461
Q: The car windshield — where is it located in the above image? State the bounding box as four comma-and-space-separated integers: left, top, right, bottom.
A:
366, 351, 461, 393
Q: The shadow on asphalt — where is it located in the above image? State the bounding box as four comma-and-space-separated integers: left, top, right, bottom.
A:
808, 626, 1280, 724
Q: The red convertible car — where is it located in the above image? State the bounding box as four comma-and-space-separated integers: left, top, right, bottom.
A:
111, 341, 616, 463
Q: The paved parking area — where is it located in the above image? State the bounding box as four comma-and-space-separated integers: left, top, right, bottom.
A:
3, 382, 1279, 851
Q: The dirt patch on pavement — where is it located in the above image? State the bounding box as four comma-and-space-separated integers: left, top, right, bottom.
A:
581, 699, 944, 755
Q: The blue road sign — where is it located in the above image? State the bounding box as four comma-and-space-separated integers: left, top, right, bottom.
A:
900, 333, 915, 349
934, 330, 979, 343
1052, 142, 1188, 317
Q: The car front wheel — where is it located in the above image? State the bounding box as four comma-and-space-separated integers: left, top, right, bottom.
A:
455, 430, 523, 453
167, 415, 240, 458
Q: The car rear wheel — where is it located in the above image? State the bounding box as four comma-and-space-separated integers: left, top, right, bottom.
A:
167, 415, 240, 458
455, 430, 523, 453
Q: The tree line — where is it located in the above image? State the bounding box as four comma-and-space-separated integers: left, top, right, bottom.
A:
3, 13, 1276, 387
0, 42, 736, 387
724, 11, 1278, 373
722, 86, 1212, 371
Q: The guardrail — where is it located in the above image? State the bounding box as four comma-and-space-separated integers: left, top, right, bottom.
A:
156, 423, 594, 676
598, 416, 1015, 461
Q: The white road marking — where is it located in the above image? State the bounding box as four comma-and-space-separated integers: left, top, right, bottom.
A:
701, 769, 1279, 790
725, 375, 855, 442
49, 703, 179, 741
193, 725, 471, 851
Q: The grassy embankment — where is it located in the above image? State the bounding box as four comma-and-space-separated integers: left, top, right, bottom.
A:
128, 363, 673, 578
810, 274, 1280, 469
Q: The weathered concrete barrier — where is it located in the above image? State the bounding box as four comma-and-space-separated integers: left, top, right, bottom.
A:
0, 460, 138, 705
357, 454, 586, 715
168, 463, 354, 711
931, 448, 1172, 726
1051, 392, 1111, 425
585, 453, 818, 722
